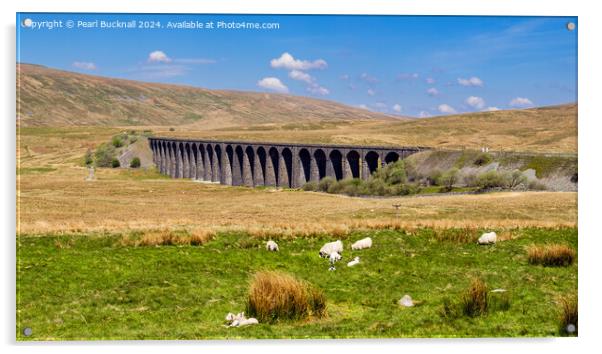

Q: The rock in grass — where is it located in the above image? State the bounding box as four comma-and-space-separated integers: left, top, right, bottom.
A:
478, 232, 497, 245
398, 294, 414, 307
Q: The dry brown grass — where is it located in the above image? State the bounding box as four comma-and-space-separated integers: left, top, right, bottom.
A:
558, 295, 578, 336
461, 277, 489, 317
527, 244, 576, 266
120, 228, 216, 247
246, 271, 326, 323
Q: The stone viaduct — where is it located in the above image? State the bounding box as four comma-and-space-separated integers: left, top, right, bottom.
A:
148, 138, 425, 188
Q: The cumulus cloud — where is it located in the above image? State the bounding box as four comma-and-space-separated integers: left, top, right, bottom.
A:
148, 50, 172, 63
458, 76, 484, 87
418, 110, 431, 118
426, 77, 436, 84
427, 88, 439, 97
307, 83, 330, 96
289, 69, 313, 83
392, 104, 402, 113
509, 97, 534, 107
438, 104, 457, 114
360, 73, 379, 84
270, 52, 327, 71
72, 61, 96, 70
367, 89, 376, 96
466, 96, 486, 109
257, 77, 289, 93
484, 106, 500, 112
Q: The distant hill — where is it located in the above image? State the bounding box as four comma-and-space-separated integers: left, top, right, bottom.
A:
17, 64, 404, 128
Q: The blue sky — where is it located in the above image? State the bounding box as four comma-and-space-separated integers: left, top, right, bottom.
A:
17, 13, 577, 117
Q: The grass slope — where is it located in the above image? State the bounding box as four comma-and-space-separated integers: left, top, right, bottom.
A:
17, 228, 577, 340
17, 64, 401, 128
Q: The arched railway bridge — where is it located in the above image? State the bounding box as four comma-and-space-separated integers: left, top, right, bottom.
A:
148, 138, 427, 188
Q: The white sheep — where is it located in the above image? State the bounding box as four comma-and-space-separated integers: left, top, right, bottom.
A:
347, 256, 360, 267
328, 251, 342, 271
319, 240, 343, 258
477, 231, 497, 245
266, 240, 279, 251
225, 312, 259, 327
351, 237, 372, 250
225, 312, 245, 322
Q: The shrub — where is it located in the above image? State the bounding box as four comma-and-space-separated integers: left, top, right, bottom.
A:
528, 180, 547, 190
111, 158, 121, 168
189, 228, 216, 245
476, 170, 509, 189
474, 152, 493, 166
94, 143, 116, 167
317, 177, 336, 192
338, 178, 364, 196
130, 157, 141, 168
437, 168, 459, 192
84, 149, 93, 166
302, 181, 318, 191
558, 296, 578, 336
462, 171, 478, 187
507, 170, 528, 189
364, 178, 389, 196
461, 277, 488, 317
246, 271, 326, 323
404, 158, 418, 182
383, 160, 407, 185
527, 244, 575, 266
169, 127, 175, 132
112, 136, 124, 148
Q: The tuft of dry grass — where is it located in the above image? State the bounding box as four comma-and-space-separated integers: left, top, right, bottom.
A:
558, 295, 578, 336
461, 277, 489, 317
246, 271, 326, 323
527, 244, 576, 266
120, 228, 216, 247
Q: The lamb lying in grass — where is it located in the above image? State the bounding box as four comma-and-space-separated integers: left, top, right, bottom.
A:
225, 312, 259, 327
347, 256, 360, 267
266, 240, 279, 251
319, 240, 343, 258
351, 237, 372, 250
478, 232, 497, 245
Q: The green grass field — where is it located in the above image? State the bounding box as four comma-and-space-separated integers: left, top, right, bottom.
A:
17, 227, 577, 340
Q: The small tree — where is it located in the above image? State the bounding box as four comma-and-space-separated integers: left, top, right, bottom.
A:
438, 168, 459, 192
112, 136, 124, 148
474, 152, 493, 166
507, 170, 528, 189
111, 158, 121, 168
130, 157, 141, 168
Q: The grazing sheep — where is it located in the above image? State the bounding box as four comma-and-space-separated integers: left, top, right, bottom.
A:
319, 240, 343, 258
328, 251, 342, 271
225, 312, 259, 327
351, 237, 372, 250
478, 231, 497, 245
347, 256, 360, 267
266, 240, 279, 251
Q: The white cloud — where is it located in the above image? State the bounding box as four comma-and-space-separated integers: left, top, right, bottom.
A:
72, 61, 96, 70
418, 110, 431, 118
427, 87, 439, 96
367, 89, 376, 96
458, 76, 484, 87
466, 96, 486, 109
148, 50, 172, 63
426, 77, 436, 84
509, 97, 534, 107
484, 106, 500, 112
289, 69, 313, 83
438, 104, 457, 114
307, 83, 330, 96
392, 104, 402, 113
270, 52, 327, 71
360, 73, 378, 83
257, 77, 289, 93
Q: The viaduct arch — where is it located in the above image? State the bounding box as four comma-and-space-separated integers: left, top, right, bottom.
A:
149, 138, 425, 188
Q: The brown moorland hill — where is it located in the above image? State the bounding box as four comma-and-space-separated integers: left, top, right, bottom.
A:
17, 63, 404, 128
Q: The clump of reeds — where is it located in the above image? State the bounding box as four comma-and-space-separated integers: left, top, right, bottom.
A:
527, 244, 576, 266
246, 271, 326, 323
461, 277, 489, 317
121, 228, 216, 247
558, 295, 578, 336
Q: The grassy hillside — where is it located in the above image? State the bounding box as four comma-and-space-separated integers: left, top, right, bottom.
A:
17, 64, 402, 128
